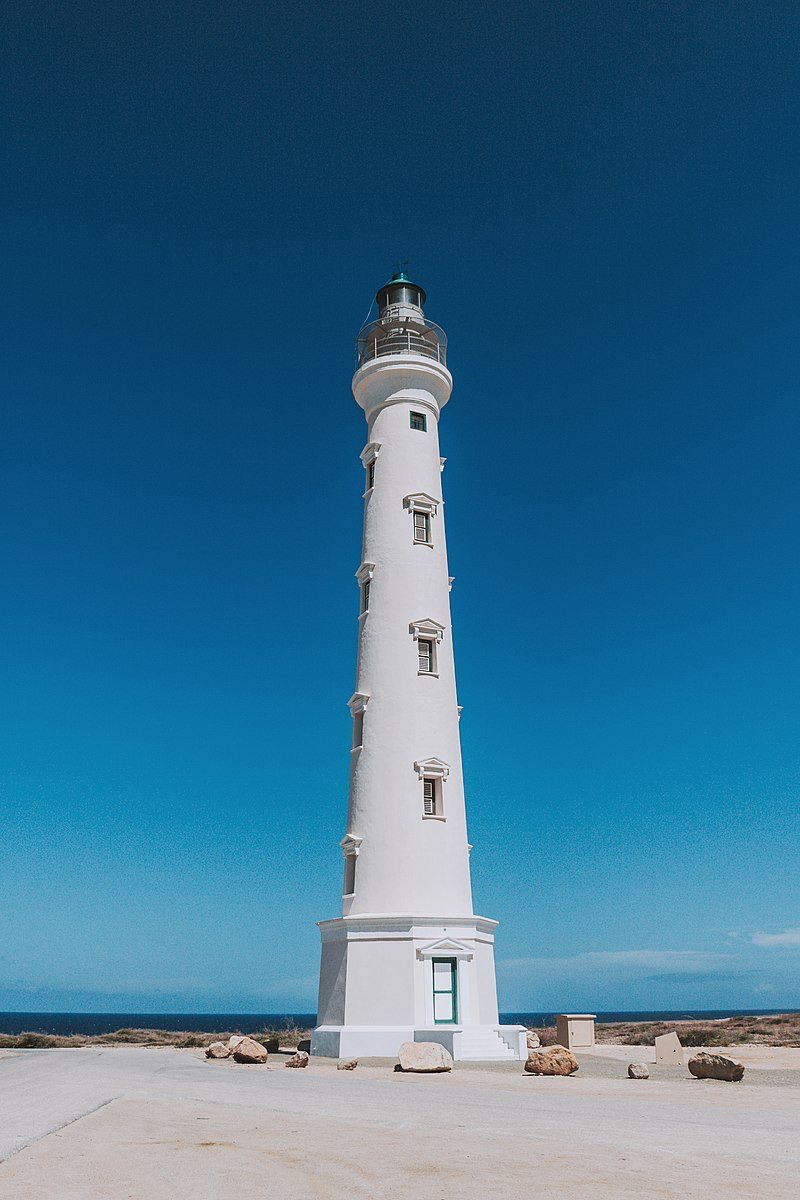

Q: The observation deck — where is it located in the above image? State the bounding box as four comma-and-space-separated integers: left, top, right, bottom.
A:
356, 315, 447, 369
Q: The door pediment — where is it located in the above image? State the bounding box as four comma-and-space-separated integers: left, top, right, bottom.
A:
417, 937, 473, 961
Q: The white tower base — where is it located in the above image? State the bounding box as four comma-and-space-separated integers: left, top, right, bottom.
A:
311, 914, 527, 1061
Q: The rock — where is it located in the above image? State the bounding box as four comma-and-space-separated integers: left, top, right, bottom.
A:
337, 1059, 358, 1070
298, 1038, 312, 1053
688, 1052, 745, 1082
285, 1051, 310, 1068
228, 1035, 245, 1051
397, 1041, 453, 1073
654, 1031, 683, 1065
204, 1041, 231, 1059
628, 1062, 649, 1079
526, 1031, 541, 1050
524, 1045, 579, 1076
231, 1036, 269, 1064
265, 1036, 280, 1054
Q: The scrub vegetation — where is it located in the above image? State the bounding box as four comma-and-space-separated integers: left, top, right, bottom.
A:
528, 1013, 800, 1048
0, 1024, 313, 1050
3, 1015, 800, 1049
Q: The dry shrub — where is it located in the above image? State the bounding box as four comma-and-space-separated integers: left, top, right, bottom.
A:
595, 1015, 800, 1048
527, 1025, 559, 1046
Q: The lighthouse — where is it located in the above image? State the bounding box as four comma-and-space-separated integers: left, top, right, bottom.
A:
311, 273, 526, 1061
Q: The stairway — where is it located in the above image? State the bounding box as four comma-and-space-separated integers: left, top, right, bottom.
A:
458, 1027, 519, 1061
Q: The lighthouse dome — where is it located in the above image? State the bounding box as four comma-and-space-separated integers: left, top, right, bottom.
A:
376, 270, 427, 315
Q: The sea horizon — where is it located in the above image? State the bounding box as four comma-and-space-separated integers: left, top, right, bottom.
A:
1, 1008, 797, 1037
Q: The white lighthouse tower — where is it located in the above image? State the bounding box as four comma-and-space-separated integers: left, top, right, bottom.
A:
311, 272, 526, 1061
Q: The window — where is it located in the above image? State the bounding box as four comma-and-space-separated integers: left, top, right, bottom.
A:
413, 511, 431, 544
410, 411, 427, 432
410, 619, 444, 672
343, 853, 356, 895
352, 709, 364, 748
414, 757, 449, 819
360, 442, 381, 492
356, 562, 375, 618
423, 777, 441, 817
340, 833, 362, 895
403, 494, 438, 545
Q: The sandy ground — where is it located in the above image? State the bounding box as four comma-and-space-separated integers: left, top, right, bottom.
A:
589, 1042, 800, 1071
0, 1046, 798, 1199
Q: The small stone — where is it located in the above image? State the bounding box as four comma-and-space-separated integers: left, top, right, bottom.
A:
264, 1036, 280, 1054
231, 1036, 269, 1064
337, 1059, 358, 1070
205, 1041, 230, 1059
285, 1051, 310, 1068
397, 1041, 453, 1073
526, 1030, 541, 1050
628, 1062, 649, 1079
297, 1039, 312, 1053
688, 1052, 745, 1082
524, 1045, 579, 1076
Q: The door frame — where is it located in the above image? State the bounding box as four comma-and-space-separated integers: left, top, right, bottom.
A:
431, 957, 458, 1024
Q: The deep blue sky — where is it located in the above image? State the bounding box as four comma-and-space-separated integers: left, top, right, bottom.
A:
2, 1, 798, 1014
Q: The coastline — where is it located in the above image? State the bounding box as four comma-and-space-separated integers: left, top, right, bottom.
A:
2, 1011, 800, 1050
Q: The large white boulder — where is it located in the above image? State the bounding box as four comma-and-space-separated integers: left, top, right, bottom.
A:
397, 1041, 453, 1073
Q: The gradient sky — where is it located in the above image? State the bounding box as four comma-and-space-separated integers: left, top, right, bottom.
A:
2, 2, 799, 1014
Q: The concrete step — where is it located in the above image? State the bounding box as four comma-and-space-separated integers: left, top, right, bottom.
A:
458, 1029, 519, 1061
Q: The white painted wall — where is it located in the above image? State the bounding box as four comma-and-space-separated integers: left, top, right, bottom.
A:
346, 354, 473, 917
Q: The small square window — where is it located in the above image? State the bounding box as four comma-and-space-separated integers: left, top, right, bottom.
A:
413, 511, 431, 544
410, 411, 427, 432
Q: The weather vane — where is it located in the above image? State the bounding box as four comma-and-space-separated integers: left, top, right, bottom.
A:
393, 258, 409, 276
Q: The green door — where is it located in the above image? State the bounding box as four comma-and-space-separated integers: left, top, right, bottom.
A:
432, 958, 458, 1024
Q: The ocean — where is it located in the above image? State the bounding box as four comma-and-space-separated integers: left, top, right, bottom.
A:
0, 1009, 795, 1036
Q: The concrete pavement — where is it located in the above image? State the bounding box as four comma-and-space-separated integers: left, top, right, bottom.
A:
0, 1047, 798, 1198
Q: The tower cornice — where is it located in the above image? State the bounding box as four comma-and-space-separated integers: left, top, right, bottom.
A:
352, 355, 452, 420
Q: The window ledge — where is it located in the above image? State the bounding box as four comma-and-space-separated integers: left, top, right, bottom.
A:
418, 671, 440, 678
422, 814, 447, 822
362, 487, 374, 499
358, 609, 369, 620
413, 539, 434, 548
350, 745, 363, 754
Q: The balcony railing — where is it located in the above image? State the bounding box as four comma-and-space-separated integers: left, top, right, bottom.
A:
356, 317, 447, 369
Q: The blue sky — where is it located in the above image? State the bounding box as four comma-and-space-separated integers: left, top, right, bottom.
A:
1, 1, 798, 1014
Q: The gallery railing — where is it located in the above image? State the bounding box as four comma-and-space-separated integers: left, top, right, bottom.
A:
356, 318, 448, 368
